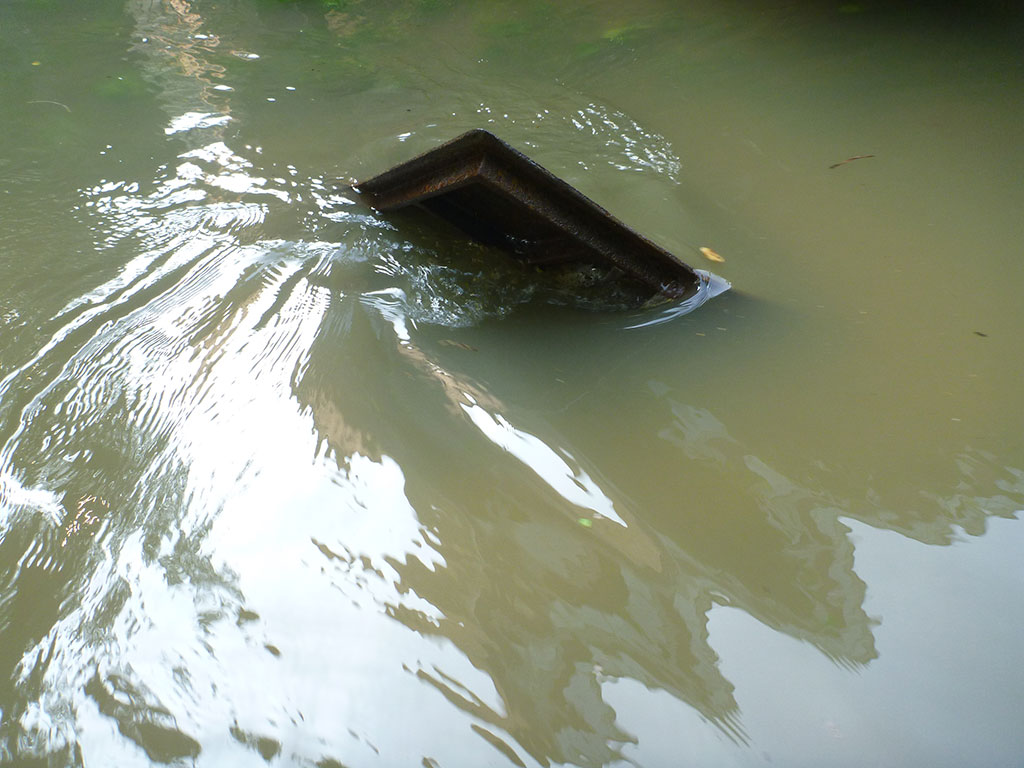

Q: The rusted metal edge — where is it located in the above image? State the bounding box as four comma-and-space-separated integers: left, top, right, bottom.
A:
354, 129, 699, 299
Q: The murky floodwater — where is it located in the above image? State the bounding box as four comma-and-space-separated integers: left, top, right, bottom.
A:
2, 1, 1023, 765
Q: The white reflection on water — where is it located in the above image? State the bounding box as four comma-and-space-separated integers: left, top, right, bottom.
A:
164, 111, 231, 135
568, 103, 684, 181
0, 474, 65, 525
624, 269, 732, 329
5, 94, 663, 754
179, 142, 290, 202
461, 395, 626, 527
650, 513, 1024, 768
0, 214, 522, 763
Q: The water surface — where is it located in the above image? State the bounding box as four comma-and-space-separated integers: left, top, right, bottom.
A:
1, 1, 1023, 766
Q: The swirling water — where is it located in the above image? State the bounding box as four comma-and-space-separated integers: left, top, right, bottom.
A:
1, 1, 1023, 766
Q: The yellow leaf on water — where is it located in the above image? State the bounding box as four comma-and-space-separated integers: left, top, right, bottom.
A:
699, 246, 725, 263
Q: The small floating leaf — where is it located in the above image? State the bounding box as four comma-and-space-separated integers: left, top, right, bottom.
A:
577, 518, 593, 528
699, 246, 725, 263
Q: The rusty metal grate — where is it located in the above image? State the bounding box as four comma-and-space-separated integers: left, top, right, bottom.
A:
354, 129, 699, 299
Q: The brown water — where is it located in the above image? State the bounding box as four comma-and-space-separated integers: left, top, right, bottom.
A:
2, 1, 1023, 766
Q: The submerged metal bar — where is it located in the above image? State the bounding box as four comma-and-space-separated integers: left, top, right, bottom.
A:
354, 129, 699, 299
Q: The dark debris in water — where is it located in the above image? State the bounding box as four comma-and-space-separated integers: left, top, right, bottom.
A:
829, 154, 875, 169
354, 129, 702, 303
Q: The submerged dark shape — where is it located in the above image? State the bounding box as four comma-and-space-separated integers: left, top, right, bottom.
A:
354, 129, 700, 300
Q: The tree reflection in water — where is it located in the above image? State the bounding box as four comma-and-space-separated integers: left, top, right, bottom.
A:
294, 284, 1021, 765
293, 292, 874, 765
